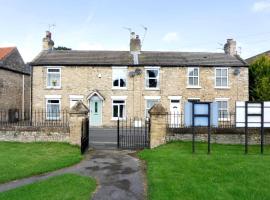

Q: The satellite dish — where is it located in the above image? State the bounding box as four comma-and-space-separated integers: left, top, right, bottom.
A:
233, 68, 240, 76
135, 68, 142, 75
129, 71, 136, 77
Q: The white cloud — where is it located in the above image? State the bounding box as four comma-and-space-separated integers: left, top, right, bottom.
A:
252, 1, 270, 12
162, 32, 179, 43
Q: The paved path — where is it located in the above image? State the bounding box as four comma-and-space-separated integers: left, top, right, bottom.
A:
0, 150, 146, 200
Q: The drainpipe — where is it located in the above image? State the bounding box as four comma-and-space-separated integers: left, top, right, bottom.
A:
22, 75, 25, 120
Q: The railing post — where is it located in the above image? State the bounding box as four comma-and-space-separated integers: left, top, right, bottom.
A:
117, 118, 120, 148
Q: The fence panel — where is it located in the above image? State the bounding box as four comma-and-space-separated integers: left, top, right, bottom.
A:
0, 110, 69, 128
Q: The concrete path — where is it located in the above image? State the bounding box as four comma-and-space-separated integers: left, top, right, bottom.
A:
0, 150, 146, 200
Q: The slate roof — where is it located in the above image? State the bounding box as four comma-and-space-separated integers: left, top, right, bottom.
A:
31, 50, 248, 67
0, 47, 30, 75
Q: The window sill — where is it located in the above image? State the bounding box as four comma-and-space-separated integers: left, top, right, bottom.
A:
145, 88, 160, 91
111, 118, 126, 121
215, 87, 230, 90
112, 87, 127, 90
45, 87, 62, 90
186, 86, 202, 89
218, 118, 230, 122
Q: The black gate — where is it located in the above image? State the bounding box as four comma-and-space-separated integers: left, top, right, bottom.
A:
81, 117, 89, 154
117, 118, 150, 149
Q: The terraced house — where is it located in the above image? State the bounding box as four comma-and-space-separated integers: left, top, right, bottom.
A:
30, 31, 248, 126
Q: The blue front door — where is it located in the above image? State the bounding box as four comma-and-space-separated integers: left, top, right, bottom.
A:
90, 99, 102, 126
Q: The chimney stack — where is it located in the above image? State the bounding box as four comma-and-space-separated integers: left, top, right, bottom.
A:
130, 32, 141, 52
42, 31, 54, 50
224, 39, 237, 56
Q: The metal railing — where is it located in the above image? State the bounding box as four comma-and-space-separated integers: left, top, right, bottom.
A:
0, 110, 69, 128
167, 112, 236, 128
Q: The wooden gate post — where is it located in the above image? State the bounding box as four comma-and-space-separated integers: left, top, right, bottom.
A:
149, 103, 167, 149
69, 101, 89, 146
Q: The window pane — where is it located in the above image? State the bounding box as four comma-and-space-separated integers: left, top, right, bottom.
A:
47, 73, 60, 87
221, 78, 227, 86
120, 79, 126, 87
216, 78, 221, 86
188, 69, 194, 76
113, 68, 127, 88
113, 105, 118, 117
113, 100, 124, 104
221, 69, 227, 76
113, 79, 119, 87
194, 77, 198, 85
216, 69, 221, 76
48, 68, 60, 72
119, 105, 124, 118
95, 102, 98, 113
148, 78, 157, 88
194, 68, 198, 76
189, 77, 194, 85
147, 70, 158, 78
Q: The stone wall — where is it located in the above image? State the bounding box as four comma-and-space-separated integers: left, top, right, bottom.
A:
0, 127, 69, 142
167, 132, 270, 145
0, 70, 30, 112
32, 66, 248, 126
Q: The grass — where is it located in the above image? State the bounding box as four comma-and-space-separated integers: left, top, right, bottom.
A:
0, 174, 96, 200
139, 141, 270, 200
0, 142, 82, 183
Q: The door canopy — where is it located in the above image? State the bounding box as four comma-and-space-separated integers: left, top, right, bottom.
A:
87, 90, 105, 101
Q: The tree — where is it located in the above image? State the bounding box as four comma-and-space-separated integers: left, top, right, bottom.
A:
54, 46, 71, 50
249, 55, 270, 101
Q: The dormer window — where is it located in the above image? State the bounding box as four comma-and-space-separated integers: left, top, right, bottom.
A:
47, 67, 61, 89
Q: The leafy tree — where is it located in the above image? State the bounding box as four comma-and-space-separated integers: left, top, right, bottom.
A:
249, 55, 270, 101
54, 46, 71, 50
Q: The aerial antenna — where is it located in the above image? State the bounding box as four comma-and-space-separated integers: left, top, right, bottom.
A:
141, 25, 148, 45
238, 47, 242, 55
217, 42, 224, 50
123, 26, 132, 34
48, 24, 56, 34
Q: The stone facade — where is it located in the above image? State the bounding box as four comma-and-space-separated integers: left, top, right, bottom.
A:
32, 65, 248, 126
0, 47, 31, 114
0, 127, 69, 143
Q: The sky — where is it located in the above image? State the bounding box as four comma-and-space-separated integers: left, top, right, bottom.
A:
0, 0, 270, 62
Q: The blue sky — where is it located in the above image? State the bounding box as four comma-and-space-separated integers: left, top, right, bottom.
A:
1, 0, 270, 61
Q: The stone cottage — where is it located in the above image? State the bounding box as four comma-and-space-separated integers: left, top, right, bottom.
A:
30, 31, 248, 127
0, 47, 30, 121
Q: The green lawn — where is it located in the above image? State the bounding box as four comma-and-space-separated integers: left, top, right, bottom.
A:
0, 174, 96, 200
0, 142, 82, 183
139, 141, 270, 200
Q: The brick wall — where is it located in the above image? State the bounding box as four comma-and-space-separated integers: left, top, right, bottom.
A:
32, 66, 248, 126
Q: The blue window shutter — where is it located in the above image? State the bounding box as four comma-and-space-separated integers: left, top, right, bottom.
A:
184, 102, 192, 127
211, 102, 218, 127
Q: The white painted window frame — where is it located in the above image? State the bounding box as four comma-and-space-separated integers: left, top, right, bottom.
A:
215, 98, 230, 121
112, 66, 128, 90
145, 66, 160, 90
46, 67, 62, 89
45, 96, 61, 120
144, 96, 161, 118
187, 67, 201, 88
69, 95, 84, 108
111, 96, 127, 120
215, 67, 229, 88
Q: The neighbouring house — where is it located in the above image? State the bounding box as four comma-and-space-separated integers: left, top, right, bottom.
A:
30, 31, 248, 127
246, 50, 270, 64
0, 47, 31, 121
